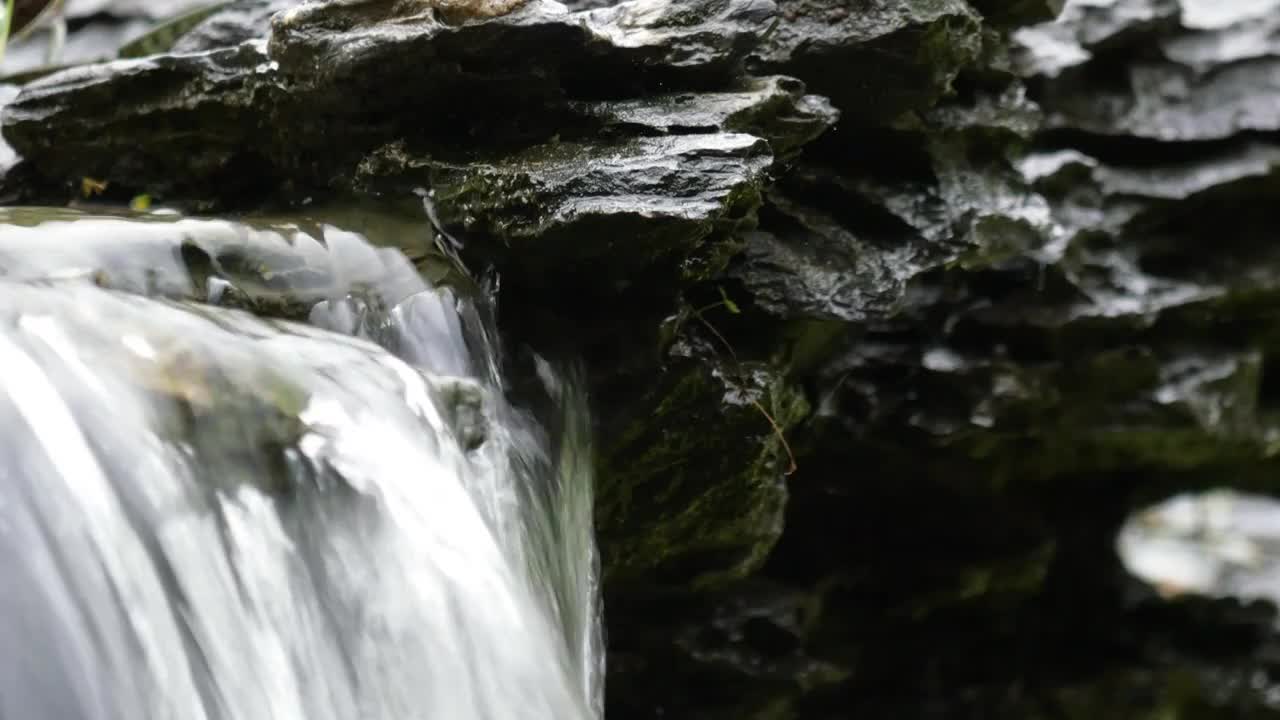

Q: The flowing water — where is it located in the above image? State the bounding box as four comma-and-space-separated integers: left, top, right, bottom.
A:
1120, 489, 1280, 604
0, 206, 602, 720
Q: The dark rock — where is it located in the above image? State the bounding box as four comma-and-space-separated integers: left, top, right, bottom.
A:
1041, 56, 1280, 141
730, 222, 908, 324
729, 179, 935, 323
681, 0, 1280, 718
268, 0, 776, 94
730, 125, 1054, 323
2, 0, 837, 291
362, 134, 772, 290
574, 75, 838, 160
752, 0, 983, 124
1064, 0, 1180, 52
0, 0, 824, 205
2, 40, 281, 202
969, 0, 1064, 28
1010, 0, 1187, 80
1019, 0, 1280, 140
424, 375, 491, 451
597, 335, 808, 587
1022, 142, 1280, 241
575, 0, 777, 78
606, 579, 849, 720
925, 82, 1042, 139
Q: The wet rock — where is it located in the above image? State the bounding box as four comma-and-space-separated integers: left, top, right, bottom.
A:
2, 0, 838, 291
1, 0, 823, 227
362, 134, 772, 290
1001, 142, 1280, 354
1019, 0, 1280, 140
268, 0, 775, 95
574, 75, 838, 160
672, 0, 1280, 717
606, 579, 849, 720
597, 334, 808, 587
753, 0, 983, 123
731, 127, 1055, 323
729, 188, 926, 323
1040, 56, 1280, 141
581, 0, 775, 74
925, 82, 1043, 139
1010, 0, 1187, 80
1023, 142, 1280, 240
731, 225, 908, 324
424, 374, 490, 451
719, 34, 1054, 322
1, 40, 281, 201
818, 336, 1270, 479
1063, 0, 1180, 52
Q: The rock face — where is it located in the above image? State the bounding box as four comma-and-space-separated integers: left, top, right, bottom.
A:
752, 0, 983, 124
1017, 0, 1280, 140
6, 0, 1280, 718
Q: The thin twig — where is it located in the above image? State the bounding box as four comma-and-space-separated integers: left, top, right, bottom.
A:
693, 309, 739, 362
692, 311, 797, 476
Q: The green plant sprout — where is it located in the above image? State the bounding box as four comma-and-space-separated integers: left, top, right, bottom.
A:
689, 287, 798, 476
0, 0, 16, 67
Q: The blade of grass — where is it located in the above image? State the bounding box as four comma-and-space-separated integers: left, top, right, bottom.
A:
0, 0, 14, 68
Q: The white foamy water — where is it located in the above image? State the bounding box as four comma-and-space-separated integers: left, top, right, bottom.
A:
1119, 489, 1280, 603
0, 208, 602, 720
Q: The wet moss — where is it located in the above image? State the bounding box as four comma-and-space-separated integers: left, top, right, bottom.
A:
598, 352, 809, 588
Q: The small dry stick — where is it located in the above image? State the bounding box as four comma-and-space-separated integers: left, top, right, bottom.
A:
692, 309, 798, 476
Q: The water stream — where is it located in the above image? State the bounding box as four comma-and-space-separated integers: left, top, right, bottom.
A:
0, 206, 602, 720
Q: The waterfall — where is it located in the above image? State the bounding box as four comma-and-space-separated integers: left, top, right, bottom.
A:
0, 207, 602, 720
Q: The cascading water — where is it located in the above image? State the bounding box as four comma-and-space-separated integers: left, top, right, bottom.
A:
0, 206, 602, 720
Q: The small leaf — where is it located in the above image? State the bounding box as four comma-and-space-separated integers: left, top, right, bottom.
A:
81, 177, 108, 197
718, 286, 741, 314
130, 194, 152, 211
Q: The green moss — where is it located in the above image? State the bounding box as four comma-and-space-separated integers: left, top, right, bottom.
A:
1046, 667, 1266, 720
598, 356, 809, 587
905, 539, 1055, 618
